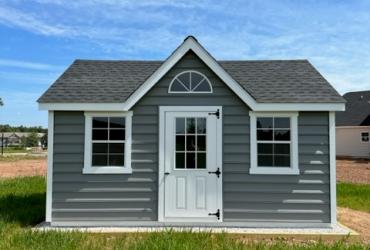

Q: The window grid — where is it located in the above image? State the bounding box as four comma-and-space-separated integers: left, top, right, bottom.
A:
169, 71, 212, 93
175, 117, 207, 169
361, 132, 369, 142
257, 117, 291, 167
92, 117, 125, 167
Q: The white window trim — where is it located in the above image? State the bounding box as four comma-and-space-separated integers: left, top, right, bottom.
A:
360, 131, 370, 143
168, 70, 213, 94
250, 112, 299, 175
83, 111, 133, 174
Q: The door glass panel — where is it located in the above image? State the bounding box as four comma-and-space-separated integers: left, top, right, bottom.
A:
175, 117, 208, 169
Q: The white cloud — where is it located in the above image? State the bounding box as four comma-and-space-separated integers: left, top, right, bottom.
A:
0, 59, 62, 71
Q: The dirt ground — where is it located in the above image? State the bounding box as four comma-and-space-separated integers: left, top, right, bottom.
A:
338, 207, 370, 243
337, 158, 370, 184
0, 157, 46, 178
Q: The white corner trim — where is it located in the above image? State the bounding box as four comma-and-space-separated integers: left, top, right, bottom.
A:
39, 103, 126, 111
46, 111, 54, 222
168, 70, 213, 93
329, 111, 337, 226
249, 111, 299, 175
83, 111, 133, 174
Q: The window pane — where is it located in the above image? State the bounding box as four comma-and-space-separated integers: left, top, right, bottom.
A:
110, 117, 125, 128
191, 72, 203, 87
361, 132, 369, 142
109, 154, 124, 166
92, 154, 108, 166
92, 129, 108, 140
176, 153, 185, 169
197, 135, 206, 151
274, 144, 290, 154
92, 143, 108, 153
109, 143, 124, 154
274, 155, 290, 167
93, 117, 108, 128
257, 118, 272, 129
176, 118, 185, 134
274, 118, 290, 128
257, 143, 273, 154
197, 153, 206, 169
186, 118, 195, 134
186, 153, 195, 168
274, 130, 290, 141
186, 135, 196, 151
258, 155, 273, 167
196, 118, 206, 134
178, 72, 191, 90
193, 81, 211, 92
176, 136, 185, 151
109, 129, 125, 140
257, 129, 273, 141
171, 79, 187, 91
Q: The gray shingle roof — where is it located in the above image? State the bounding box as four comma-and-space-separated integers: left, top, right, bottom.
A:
38, 59, 344, 104
336, 91, 370, 126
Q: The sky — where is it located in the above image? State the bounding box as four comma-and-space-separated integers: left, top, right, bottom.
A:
0, 0, 370, 128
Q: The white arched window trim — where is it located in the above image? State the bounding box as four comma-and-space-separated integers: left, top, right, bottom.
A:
168, 70, 213, 94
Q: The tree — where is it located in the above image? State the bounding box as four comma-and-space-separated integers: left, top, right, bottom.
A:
0, 98, 3, 106
22, 132, 39, 147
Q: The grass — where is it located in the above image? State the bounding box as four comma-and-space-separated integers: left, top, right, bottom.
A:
0, 177, 368, 249
337, 183, 370, 212
1, 147, 29, 154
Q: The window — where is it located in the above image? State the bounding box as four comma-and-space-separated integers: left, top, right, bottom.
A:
361, 132, 369, 142
175, 117, 207, 169
83, 112, 132, 174
250, 112, 299, 175
169, 71, 212, 93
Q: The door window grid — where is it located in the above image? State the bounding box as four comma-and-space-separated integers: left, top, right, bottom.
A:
256, 117, 291, 167
175, 117, 207, 169
91, 117, 125, 167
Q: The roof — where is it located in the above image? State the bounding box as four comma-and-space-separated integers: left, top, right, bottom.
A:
38, 59, 344, 104
336, 90, 370, 126
38, 36, 344, 105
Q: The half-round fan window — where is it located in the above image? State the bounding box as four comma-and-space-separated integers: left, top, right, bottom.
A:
169, 71, 212, 93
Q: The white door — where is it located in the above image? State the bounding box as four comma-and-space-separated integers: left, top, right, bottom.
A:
161, 108, 222, 222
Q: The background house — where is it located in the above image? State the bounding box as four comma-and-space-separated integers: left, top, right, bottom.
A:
336, 90, 370, 158
0, 132, 45, 147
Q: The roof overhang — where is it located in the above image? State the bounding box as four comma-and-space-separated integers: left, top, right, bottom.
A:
38, 36, 345, 112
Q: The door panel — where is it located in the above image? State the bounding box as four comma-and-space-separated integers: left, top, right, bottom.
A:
163, 111, 221, 221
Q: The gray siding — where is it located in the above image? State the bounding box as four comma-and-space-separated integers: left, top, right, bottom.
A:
52, 52, 331, 224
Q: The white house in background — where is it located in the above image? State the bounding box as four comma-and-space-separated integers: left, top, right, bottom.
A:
336, 91, 370, 159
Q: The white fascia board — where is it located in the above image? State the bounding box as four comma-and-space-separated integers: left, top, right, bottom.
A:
254, 103, 345, 111
39, 103, 126, 111
123, 37, 259, 111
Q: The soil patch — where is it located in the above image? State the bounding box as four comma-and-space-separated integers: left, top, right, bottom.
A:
0, 158, 46, 178
337, 159, 370, 184
338, 207, 370, 243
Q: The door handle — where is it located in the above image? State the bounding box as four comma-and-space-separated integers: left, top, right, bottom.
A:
208, 168, 221, 178
164, 172, 170, 175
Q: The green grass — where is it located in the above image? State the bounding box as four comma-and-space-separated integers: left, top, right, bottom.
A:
0, 177, 368, 249
337, 183, 370, 212
1, 147, 29, 153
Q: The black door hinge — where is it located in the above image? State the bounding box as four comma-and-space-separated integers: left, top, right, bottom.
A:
208, 209, 220, 220
208, 109, 220, 119
208, 167, 221, 178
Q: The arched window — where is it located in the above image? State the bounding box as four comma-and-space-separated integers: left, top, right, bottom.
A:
169, 71, 212, 93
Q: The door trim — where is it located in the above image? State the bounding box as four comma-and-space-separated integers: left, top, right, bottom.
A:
158, 106, 223, 222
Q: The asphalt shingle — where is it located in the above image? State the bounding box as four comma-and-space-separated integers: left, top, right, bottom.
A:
38, 59, 344, 104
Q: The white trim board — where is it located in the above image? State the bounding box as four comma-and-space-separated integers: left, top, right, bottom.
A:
329, 112, 337, 226
38, 37, 345, 112
45, 111, 54, 222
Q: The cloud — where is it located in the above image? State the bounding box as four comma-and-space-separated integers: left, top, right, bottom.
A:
0, 59, 63, 71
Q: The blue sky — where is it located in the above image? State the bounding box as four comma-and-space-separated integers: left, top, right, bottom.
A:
0, 0, 369, 127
